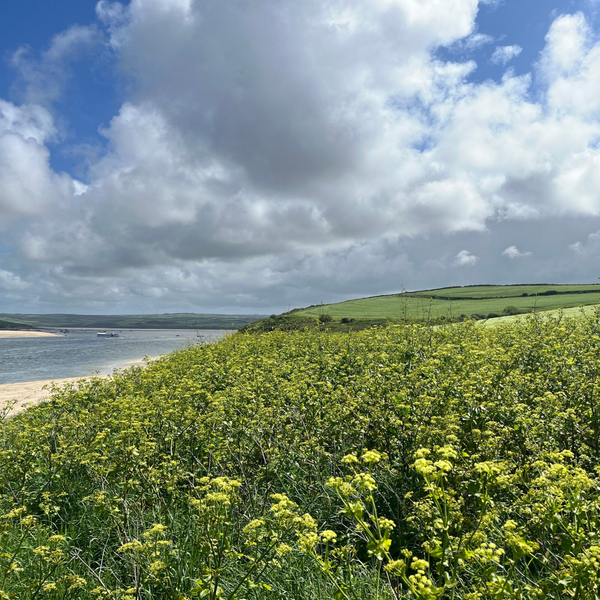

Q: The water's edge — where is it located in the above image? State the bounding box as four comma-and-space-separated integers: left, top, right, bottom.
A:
0, 329, 227, 385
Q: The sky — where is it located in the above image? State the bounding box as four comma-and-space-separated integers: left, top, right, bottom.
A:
2, 1, 600, 314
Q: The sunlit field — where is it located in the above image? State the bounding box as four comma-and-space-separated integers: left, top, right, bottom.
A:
295, 284, 600, 321
3, 312, 600, 598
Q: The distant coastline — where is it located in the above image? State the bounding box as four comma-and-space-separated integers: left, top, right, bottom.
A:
0, 312, 266, 330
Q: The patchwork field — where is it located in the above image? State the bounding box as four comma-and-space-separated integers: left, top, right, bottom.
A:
294, 284, 600, 321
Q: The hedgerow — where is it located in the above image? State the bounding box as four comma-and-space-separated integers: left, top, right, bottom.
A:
2, 311, 600, 598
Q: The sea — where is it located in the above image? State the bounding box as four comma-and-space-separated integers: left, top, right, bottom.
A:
0, 329, 228, 385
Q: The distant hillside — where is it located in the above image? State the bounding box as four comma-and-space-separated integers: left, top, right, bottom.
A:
0, 313, 266, 330
243, 284, 600, 332
296, 284, 600, 320
0, 319, 33, 330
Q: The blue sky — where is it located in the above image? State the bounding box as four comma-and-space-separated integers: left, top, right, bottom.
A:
445, 0, 594, 83
2, 0, 600, 313
0, 0, 119, 175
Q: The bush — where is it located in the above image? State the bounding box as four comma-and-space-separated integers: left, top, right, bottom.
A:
318, 313, 333, 323
502, 305, 520, 315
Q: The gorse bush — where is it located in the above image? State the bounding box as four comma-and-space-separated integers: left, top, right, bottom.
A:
3, 312, 600, 598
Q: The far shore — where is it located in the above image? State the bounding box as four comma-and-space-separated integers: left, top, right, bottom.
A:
0, 330, 59, 338
0, 356, 156, 418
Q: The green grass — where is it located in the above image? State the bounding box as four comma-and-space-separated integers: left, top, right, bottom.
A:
482, 303, 600, 325
0, 312, 267, 330
0, 319, 32, 330
294, 284, 600, 321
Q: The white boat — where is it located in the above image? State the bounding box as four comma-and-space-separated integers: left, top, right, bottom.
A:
97, 331, 108, 337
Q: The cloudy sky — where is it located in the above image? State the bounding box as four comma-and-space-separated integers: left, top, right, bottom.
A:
2, 0, 600, 314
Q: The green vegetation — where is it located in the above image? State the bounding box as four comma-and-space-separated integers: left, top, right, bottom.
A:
407, 283, 600, 299
3, 313, 600, 598
0, 313, 266, 330
0, 319, 32, 330
293, 284, 600, 324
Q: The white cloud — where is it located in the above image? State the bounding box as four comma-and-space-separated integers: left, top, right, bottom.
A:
491, 44, 523, 65
453, 250, 479, 266
541, 13, 589, 77
5, 4, 600, 310
502, 245, 532, 258
451, 32, 495, 53
0, 269, 29, 291
0, 100, 72, 227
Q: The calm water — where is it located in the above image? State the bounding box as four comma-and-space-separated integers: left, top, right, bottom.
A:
0, 329, 227, 385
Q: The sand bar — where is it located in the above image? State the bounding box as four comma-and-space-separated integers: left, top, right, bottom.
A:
0, 330, 59, 338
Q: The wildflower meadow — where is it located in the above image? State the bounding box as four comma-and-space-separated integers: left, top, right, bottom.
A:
2, 312, 600, 598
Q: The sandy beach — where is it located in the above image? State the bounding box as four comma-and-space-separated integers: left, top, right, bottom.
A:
0, 357, 154, 418
0, 330, 59, 338
0, 376, 104, 418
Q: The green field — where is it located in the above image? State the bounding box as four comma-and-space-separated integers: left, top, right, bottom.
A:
4, 315, 600, 598
0, 312, 266, 330
483, 303, 600, 325
295, 284, 600, 321
408, 283, 600, 299
0, 318, 32, 330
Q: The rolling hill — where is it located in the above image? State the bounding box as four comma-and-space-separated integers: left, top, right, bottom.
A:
0, 312, 266, 330
241, 284, 600, 332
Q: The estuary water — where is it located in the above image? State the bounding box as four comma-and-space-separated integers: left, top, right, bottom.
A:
0, 329, 227, 385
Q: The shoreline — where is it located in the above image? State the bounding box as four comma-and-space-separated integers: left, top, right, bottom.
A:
0, 356, 156, 418
0, 376, 105, 418
40, 327, 231, 332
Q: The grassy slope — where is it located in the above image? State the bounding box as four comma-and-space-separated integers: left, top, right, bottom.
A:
0, 312, 267, 330
295, 284, 600, 321
0, 319, 33, 330
483, 303, 600, 325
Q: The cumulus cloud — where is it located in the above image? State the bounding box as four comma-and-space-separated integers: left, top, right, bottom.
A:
502, 246, 532, 259
453, 250, 479, 266
0, 100, 73, 227
5, 3, 600, 311
491, 44, 522, 65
